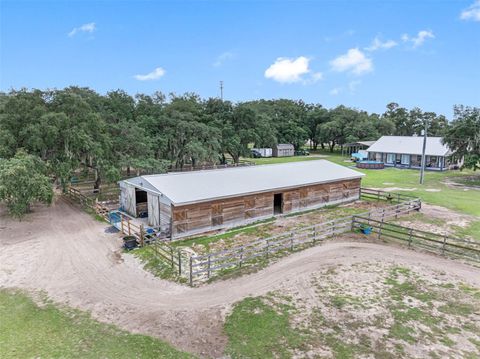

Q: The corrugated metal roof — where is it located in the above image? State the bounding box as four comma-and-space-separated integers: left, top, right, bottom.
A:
366, 136, 450, 156
122, 160, 364, 205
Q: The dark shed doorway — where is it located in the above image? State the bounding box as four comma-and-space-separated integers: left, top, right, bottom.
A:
274, 193, 283, 214
135, 189, 148, 218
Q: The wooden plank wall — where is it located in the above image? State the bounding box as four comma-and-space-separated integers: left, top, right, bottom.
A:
171, 178, 361, 238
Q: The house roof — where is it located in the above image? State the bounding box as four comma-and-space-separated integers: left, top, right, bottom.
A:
366, 136, 450, 156
121, 160, 364, 206
345, 140, 376, 147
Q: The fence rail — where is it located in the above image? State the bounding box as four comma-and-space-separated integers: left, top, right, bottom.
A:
352, 216, 480, 264
359, 187, 418, 203
188, 198, 421, 285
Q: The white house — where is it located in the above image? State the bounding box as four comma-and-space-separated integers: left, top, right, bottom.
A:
366, 136, 460, 171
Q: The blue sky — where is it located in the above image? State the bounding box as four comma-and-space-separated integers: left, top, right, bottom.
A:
1, 0, 479, 117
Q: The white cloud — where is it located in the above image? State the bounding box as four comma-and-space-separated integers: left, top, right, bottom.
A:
365, 36, 398, 51
213, 51, 234, 67
329, 88, 341, 96
264, 56, 313, 83
402, 30, 435, 48
330, 48, 373, 75
68, 22, 96, 37
134, 67, 166, 81
461, 0, 480, 21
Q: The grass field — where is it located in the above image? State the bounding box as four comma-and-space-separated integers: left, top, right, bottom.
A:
0, 290, 192, 359
224, 264, 480, 359
250, 150, 480, 221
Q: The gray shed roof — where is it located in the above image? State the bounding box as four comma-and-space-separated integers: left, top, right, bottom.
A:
366, 136, 450, 156
276, 143, 294, 149
121, 160, 364, 206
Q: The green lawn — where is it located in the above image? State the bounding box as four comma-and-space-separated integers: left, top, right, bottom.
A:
247, 150, 480, 217
0, 290, 192, 359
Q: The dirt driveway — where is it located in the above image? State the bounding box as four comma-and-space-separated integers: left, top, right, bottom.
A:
1, 197, 479, 358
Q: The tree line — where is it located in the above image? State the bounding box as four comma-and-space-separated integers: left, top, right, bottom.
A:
0, 87, 478, 217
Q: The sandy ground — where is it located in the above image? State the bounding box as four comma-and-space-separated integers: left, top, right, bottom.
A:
1, 197, 480, 358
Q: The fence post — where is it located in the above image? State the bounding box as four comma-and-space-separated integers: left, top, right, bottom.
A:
265, 239, 270, 260
139, 224, 145, 247
378, 220, 384, 240
442, 235, 447, 255
207, 254, 211, 279
178, 250, 182, 276
290, 232, 294, 251
350, 216, 355, 232
121, 215, 125, 234
313, 225, 317, 244
408, 228, 413, 247
170, 246, 174, 269
239, 246, 244, 268
189, 256, 193, 286
127, 220, 132, 236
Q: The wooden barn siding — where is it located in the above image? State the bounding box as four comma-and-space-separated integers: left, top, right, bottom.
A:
171, 178, 361, 238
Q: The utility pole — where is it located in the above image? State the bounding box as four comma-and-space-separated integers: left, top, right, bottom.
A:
420, 119, 428, 184
219, 81, 224, 100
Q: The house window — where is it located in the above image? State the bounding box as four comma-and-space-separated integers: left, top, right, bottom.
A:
386, 153, 395, 164
401, 154, 410, 165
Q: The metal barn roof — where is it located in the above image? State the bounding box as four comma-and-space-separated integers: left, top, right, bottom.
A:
366, 136, 450, 156
122, 160, 364, 205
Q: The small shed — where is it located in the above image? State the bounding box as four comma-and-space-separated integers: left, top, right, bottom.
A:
273, 144, 294, 157
118, 160, 364, 239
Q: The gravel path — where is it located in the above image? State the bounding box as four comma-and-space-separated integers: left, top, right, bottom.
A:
1, 197, 479, 357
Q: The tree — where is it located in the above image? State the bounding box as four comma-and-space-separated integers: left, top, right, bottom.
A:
0, 151, 53, 217
444, 106, 480, 170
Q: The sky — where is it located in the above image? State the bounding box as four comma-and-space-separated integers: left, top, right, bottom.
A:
1, 0, 479, 118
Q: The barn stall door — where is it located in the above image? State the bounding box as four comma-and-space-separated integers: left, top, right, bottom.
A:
121, 183, 137, 217
147, 193, 160, 227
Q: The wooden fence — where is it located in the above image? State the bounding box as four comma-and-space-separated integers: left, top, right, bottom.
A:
352, 216, 480, 264
187, 198, 421, 285
359, 187, 418, 204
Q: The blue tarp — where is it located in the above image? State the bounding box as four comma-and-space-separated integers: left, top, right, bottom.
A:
351, 152, 368, 160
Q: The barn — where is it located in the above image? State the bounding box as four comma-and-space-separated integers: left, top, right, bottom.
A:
119, 160, 365, 239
